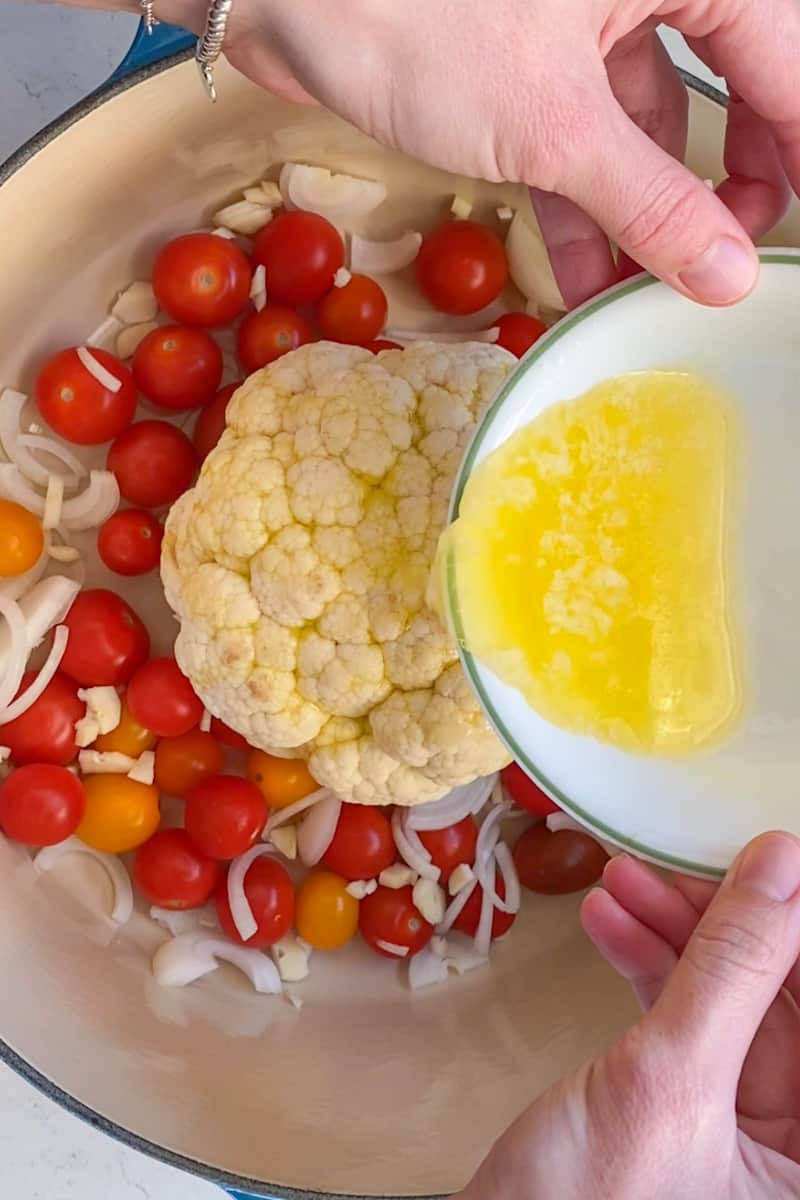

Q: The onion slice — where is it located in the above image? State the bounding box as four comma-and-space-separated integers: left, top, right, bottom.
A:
473, 876, 496, 958
505, 210, 566, 314
86, 314, 124, 351
392, 808, 440, 881
545, 811, 619, 858
375, 939, 410, 958
76, 346, 122, 393
491, 842, 521, 915
264, 786, 329, 835
18, 434, 85, 481
34, 836, 134, 924
383, 327, 500, 345
279, 163, 386, 225
61, 470, 120, 530
150, 903, 218, 937
227, 844, 277, 942
0, 390, 81, 489
437, 876, 478, 934
408, 945, 448, 989
43, 475, 64, 530
350, 231, 422, 275
408, 775, 497, 831
297, 792, 341, 866
0, 624, 68, 724
0, 594, 28, 711
152, 932, 282, 993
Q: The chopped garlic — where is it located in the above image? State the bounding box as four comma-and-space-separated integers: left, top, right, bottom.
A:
112, 281, 158, 325
213, 200, 273, 236
333, 267, 352, 288
116, 321, 158, 361
75, 686, 121, 747
0, 747, 10, 764
379, 864, 417, 889
496, 206, 514, 221
703, 178, 714, 189
211, 227, 237, 240
260, 180, 282, 207
269, 824, 297, 860
249, 264, 267, 313
48, 543, 81, 564
79, 749, 137, 775
448, 863, 475, 896
413, 877, 446, 925
271, 934, 310, 982
244, 186, 269, 204
346, 879, 372, 900
199, 708, 212, 733
42, 475, 64, 531
450, 194, 473, 220
128, 750, 155, 785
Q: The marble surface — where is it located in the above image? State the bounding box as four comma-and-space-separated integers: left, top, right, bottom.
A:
0, 7, 719, 1197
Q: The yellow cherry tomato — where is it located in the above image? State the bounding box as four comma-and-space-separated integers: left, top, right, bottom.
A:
94, 698, 157, 757
0, 500, 44, 577
77, 774, 160, 853
295, 869, 359, 951
246, 750, 319, 811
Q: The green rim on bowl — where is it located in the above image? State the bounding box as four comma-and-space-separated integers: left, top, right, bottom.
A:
446, 250, 800, 882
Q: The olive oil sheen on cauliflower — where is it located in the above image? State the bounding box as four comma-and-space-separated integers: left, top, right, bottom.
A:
162, 341, 515, 806
442, 371, 741, 755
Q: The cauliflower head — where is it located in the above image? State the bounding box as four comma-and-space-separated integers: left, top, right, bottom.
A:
162, 340, 514, 805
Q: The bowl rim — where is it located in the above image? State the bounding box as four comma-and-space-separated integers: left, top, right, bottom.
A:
0, 55, 730, 1200
447, 249, 800, 883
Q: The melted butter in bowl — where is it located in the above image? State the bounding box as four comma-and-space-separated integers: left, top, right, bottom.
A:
440, 370, 741, 756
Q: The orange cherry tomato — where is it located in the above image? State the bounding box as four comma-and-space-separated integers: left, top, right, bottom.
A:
0, 500, 44, 577
155, 729, 224, 797
245, 750, 319, 810
76, 774, 160, 854
94, 697, 157, 757
296, 869, 359, 951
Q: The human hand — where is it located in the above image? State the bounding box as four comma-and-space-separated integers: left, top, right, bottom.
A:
459, 832, 800, 1200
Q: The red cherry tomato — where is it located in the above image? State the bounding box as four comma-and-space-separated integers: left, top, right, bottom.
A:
132, 325, 222, 411
359, 884, 434, 959
107, 420, 197, 509
495, 312, 548, 358
209, 716, 250, 751
192, 381, 240, 461
97, 509, 162, 576
152, 233, 252, 327
253, 212, 344, 305
126, 657, 204, 738
513, 825, 608, 895
134, 828, 221, 909
316, 274, 388, 344
418, 817, 478, 883
452, 870, 517, 941
60, 588, 149, 686
35, 347, 136, 445
0, 764, 85, 847
502, 762, 559, 817
365, 339, 402, 353
1, 670, 83, 766
185, 774, 267, 860
216, 856, 295, 947
236, 306, 314, 374
321, 803, 395, 881
416, 220, 508, 315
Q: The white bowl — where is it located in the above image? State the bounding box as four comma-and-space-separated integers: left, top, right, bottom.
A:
448, 253, 800, 879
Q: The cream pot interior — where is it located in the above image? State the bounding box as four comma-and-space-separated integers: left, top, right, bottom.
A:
0, 58, 797, 1199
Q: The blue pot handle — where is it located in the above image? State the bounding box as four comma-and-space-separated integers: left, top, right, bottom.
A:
108, 18, 195, 84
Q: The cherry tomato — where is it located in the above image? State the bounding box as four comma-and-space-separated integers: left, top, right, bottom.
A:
359, 885, 434, 959
416, 220, 508, 315
0, 764, 85, 847
452, 871, 517, 941
253, 211, 345, 306
60, 589, 149, 686
495, 312, 548, 358
152, 233, 252, 328
210, 717, 250, 752
95, 696, 157, 757
245, 750, 318, 810
513, 825, 608, 895
365, 339, 402, 353
216, 856, 295, 947
321, 804, 395, 881
418, 816, 478, 883
127, 658, 204, 738
133, 325, 222, 411
155, 729, 223, 797
296, 869, 359, 950
97, 509, 162, 576
185, 774, 267, 860
77, 774, 160, 853
107, 420, 197, 509
316, 274, 388, 344
236, 306, 314, 374
502, 763, 559, 817
2, 670, 83, 766
134, 828, 221, 909
35, 347, 136, 445
192, 381, 240, 461
0, 500, 44, 577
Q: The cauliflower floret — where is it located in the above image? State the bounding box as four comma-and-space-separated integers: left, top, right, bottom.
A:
163, 341, 514, 805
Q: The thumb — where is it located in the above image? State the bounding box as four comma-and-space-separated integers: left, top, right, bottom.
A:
647, 832, 800, 1091
565, 94, 759, 306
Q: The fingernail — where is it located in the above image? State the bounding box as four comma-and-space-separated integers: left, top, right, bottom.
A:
678, 236, 758, 304
735, 834, 800, 902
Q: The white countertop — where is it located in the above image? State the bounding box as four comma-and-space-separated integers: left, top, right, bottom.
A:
0, 8, 719, 1196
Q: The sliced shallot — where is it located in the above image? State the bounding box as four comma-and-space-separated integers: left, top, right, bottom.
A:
0, 594, 28, 711
34, 836, 134, 924
18, 433, 85, 481
61, 470, 120, 531
392, 808, 440, 881
437, 876, 478, 934
375, 939, 409, 958
473, 876, 496, 958
505, 210, 566, 314
491, 842, 521, 915
264, 786, 329, 835
0, 389, 83, 489
150, 903, 218, 937
0, 624, 68, 725
76, 346, 122, 393
297, 792, 342, 866
350, 230, 422, 275
15, 576, 81, 651
545, 811, 619, 858
87, 314, 124, 351
152, 931, 282, 993
227, 844, 278, 942
279, 163, 387, 225
407, 775, 497, 831
42, 475, 64, 530
270, 933, 311, 983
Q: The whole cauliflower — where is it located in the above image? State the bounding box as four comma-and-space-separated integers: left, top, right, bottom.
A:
162, 341, 514, 805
